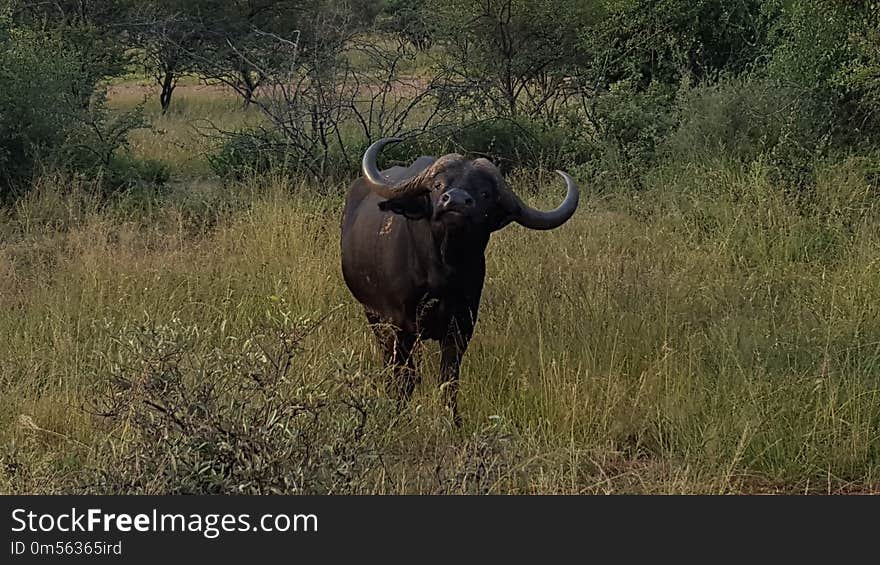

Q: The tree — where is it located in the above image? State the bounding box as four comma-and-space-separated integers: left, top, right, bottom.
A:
206, 0, 450, 178
843, 5, 880, 133
379, 0, 434, 51
765, 0, 880, 142
12, 0, 134, 105
429, 0, 591, 120
180, 0, 380, 108
127, 1, 206, 113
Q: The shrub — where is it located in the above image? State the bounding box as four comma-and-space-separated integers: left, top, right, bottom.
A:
84, 314, 390, 494
585, 0, 770, 90
0, 25, 81, 198
665, 77, 789, 165
379, 0, 434, 50
663, 74, 879, 189
107, 154, 171, 189
0, 23, 156, 199
80, 310, 525, 495
567, 80, 678, 189
429, 0, 585, 120
208, 129, 293, 181
765, 0, 880, 145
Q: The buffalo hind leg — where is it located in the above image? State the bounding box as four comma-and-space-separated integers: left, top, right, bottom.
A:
366, 312, 418, 400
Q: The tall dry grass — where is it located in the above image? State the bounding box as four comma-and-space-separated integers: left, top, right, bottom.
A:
2, 157, 880, 493
1, 85, 879, 494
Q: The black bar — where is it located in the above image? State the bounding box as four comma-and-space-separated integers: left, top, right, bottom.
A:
0, 496, 876, 563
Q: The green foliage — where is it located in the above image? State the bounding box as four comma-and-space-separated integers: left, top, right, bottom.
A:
184, 0, 380, 91
60, 92, 162, 191
106, 154, 171, 190
765, 0, 880, 142
0, 25, 78, 195
0, 17, 162, 199
196, 0, 879, 190
583, 0, 770, 91
842, 12, 880, 123
380, 118, 573, 173
588, 81, 677, 182
834, 3, 880, 136
766, 0, 854, 90
639, 2, 879, 188
207, 129, 292, 181
666, 77, 800, 165
11, 0, 132, 103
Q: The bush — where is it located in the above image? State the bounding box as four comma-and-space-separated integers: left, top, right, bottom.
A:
106, 154, 171, 190
0, 25, 80, 197
379, 0, 434, 50
359, 115, 596, 180
429, 0, 585, 120
666, 77, 790, 165
566, 80, 677, 189
585, 0, 770, 90
208, 129, 293, 181
78, 310, 523, 494
0, 24, 156, 200
765, 0, 880, 145
664, 75, 868, 189
61, 92, 168, 193
842, 21, 880, 136
85, 315, 381, 494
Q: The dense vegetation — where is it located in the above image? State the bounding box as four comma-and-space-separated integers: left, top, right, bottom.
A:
1, 0, 879, 493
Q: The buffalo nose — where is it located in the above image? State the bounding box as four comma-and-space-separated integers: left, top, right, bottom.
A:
441, 188, 474, 208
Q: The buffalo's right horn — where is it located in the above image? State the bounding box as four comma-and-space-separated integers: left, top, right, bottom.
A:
361, 137, 401, 187
361, 137, 434, 201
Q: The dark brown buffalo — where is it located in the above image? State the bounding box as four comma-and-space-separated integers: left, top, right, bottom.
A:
341, 138, 579, 424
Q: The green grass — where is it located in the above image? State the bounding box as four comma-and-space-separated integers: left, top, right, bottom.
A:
1, 83, 880, 494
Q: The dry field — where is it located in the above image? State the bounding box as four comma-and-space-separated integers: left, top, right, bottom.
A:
1, 83, 879, 494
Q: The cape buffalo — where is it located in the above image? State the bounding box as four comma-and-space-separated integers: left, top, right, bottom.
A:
341, 138, 579, 424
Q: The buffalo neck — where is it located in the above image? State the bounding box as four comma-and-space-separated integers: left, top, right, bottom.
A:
430, 222, 489, 271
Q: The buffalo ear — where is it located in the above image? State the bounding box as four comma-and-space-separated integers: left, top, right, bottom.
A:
488, 214, 515, 232
487, 201, 518, 232
378, 194, 431, 220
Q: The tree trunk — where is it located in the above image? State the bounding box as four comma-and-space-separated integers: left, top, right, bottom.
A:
239, 68, 257, 109
242, 88, 253, 108
159, 70, 176, 114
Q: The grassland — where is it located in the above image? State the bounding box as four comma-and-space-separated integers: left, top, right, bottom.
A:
1, 84, 879, 494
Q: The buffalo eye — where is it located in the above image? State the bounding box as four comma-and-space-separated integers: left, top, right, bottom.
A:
433, 180, 444, 191
481, 190, 491, 199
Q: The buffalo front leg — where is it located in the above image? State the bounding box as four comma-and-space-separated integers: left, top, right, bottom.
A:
440, 317, 473, 427
366, 312, 418, 400
387, 330, 418, 400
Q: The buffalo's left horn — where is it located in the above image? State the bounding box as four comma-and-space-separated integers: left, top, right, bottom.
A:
509, 171, 580, 230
